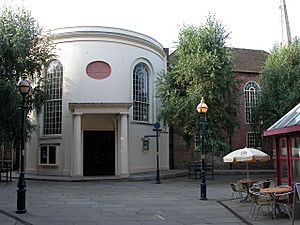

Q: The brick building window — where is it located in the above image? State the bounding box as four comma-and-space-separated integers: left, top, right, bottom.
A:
43, 60, 63, 135
244, 81, 260, 124
246, 132, 262, 148
133, 63, 149, 122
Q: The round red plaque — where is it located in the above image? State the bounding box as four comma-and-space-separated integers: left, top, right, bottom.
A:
86, 61, 111, 80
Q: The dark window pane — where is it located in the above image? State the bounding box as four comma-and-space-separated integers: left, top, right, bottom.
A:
49, 146, 56, 164
41, 146, 47, 164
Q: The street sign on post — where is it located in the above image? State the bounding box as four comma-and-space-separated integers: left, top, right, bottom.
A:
153, 122, 161, 184
142, 122, 162, 184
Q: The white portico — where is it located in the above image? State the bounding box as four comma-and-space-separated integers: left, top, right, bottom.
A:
69, 103, 131, 177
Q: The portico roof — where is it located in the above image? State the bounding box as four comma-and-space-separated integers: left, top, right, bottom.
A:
69, 102, 132, 114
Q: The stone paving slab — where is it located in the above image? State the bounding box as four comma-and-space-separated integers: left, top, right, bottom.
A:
0, 173, 295, 225
221, 198, 294, 225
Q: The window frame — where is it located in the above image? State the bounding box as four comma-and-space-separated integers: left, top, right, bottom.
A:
246, 131, 262, 148
244, 81, 260, 124
38, 144, 58, 166
43, 60, 63, 135
132, 62, 150, 123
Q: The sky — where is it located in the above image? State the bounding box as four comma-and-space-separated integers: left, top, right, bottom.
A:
2, 0, 300, 53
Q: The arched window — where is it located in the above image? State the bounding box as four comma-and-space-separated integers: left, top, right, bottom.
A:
244, 81, 260, 124
43, 60, 63, 134
133, 63, 149, 122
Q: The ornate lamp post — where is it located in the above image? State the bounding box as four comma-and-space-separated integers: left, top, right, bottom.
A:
16, 78, 31, 214
196, 97, 208, 200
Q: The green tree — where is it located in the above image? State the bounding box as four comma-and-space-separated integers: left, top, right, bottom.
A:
156, 15, 239, 154
253, 39, 300, 131
0, 6, 54, 146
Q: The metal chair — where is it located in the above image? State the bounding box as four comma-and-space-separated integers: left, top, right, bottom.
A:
230, 183, 247, 199
249, 186, 261, 215
253, 179, 272, 188
251, 192, 274, 220
274, 191, 294, 220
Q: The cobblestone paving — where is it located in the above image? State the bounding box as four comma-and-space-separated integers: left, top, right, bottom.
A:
0, 174, 295, 225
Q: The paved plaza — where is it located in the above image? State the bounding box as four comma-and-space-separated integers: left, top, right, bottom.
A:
0, 172, 295, 225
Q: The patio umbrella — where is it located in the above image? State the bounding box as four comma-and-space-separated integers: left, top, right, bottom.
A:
223, 147, 270, 180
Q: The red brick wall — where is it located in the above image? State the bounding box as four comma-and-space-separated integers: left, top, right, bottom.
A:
231, 72, 258, 151
170, 71, 273, 169
171, 127, 195, 169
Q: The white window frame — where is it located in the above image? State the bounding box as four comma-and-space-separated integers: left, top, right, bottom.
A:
244, 81, 260, 124
133, 62, 150, 122
246, 132, 262, 148
43, 60, 63, 135
39, 144, 59, 166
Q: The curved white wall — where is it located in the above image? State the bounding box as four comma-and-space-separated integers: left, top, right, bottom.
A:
27, 26, 169, 176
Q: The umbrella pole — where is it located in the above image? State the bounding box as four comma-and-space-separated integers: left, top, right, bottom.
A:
246, 162, 249, 180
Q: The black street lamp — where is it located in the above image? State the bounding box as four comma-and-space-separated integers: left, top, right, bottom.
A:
16, 78, 31, 214
196, 97, 208, 200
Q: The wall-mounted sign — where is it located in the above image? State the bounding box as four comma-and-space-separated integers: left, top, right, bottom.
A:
86, 61, 111, 80
141, 137, 150, 152
143, 139, 149, 151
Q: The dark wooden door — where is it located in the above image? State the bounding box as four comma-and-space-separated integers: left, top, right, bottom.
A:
83, 130, 115, 176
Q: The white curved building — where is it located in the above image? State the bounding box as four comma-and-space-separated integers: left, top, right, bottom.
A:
27, 26, 169, 178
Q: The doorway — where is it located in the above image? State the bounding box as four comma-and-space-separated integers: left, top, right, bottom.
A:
83, 130, 115, 176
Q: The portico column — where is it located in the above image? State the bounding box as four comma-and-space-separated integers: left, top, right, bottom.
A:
120, 112, 129, 177
72, 112, 83, 176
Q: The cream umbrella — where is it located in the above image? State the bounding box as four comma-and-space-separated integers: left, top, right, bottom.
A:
223, 147, 270, 180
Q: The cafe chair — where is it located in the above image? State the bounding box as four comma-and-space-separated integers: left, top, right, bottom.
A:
230, 183, 246, 199
274, 191, 294, 220
253, 179, 272, 189
251, 192, 274, 220
249, 186, 261, 215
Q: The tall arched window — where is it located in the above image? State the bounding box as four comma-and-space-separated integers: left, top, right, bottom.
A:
43, 60, 63, 134
133, 63, 149, 122
244, 81, 260, 124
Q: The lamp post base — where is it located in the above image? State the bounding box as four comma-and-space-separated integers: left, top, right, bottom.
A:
200, 158, 207, 200
16, 171, 26, 213
16, 209, 27, 214
200, 182, 207, 200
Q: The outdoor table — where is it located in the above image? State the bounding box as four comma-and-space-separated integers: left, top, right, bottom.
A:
260, 187, 291, 194
238, 179, 257, 202
260, 187, 292, 219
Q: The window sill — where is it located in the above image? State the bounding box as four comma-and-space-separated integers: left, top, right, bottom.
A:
37, 164, 58, 167
40, 135, 62, 140
131, 121, 153, 126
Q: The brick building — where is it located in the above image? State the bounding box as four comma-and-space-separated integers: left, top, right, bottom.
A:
169, 48, 269, 169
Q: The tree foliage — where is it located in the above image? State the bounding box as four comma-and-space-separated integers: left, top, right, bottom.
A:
253, 39, 300, 131
156, 15, 239, 154
0, 6, 54, 145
